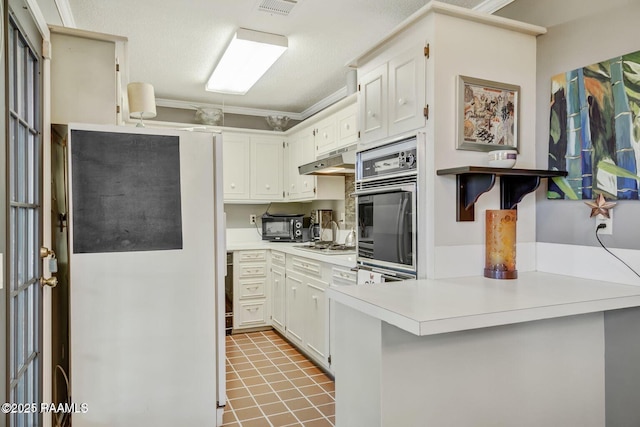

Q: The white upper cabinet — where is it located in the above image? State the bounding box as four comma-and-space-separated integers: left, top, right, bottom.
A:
359, 63, 388, 144
50, 26, 128, 125
223, 134, 250, 200
251, 136, 285, 200
223, 132, 284, 202
312, 96, 359, 157
336, 103, 359, 147
358, 45, 427, 146
315, 117, 337, 156
286, 127, 344, 201
388, 47, 427, 137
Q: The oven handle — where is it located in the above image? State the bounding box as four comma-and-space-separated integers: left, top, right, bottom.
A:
352, 265, 415, 282
351, 184, 416, 197
397, 194, 409, 264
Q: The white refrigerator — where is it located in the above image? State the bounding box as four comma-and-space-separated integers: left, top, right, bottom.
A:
67, 124, 226, 426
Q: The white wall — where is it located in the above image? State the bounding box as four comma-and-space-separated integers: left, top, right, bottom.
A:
429, 12, 540, 277
498, 0, 640, 251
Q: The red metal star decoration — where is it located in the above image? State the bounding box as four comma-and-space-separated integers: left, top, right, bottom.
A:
584, 193, 617, 218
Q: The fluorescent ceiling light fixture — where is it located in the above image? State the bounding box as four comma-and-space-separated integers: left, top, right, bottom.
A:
206, 28, 288, 95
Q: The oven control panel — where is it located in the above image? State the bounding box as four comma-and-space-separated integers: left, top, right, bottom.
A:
358, 137, 417, 180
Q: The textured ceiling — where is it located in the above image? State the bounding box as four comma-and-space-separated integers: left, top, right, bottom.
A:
66, 0, 489, 116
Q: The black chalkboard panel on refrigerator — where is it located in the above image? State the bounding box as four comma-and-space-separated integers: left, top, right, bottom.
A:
70, 129, 183, 253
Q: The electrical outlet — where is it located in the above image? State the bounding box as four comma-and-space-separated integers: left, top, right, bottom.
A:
595, 211, 612, 235
250, 214, 256, 225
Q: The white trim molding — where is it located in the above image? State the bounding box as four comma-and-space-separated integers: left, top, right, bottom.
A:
55, 0, 76, 28
157, 84, 349, 122
24, 0, 50, 39
473, 0, 515, 14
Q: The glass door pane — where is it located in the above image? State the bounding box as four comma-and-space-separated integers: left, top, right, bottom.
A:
7, 14, 42, 427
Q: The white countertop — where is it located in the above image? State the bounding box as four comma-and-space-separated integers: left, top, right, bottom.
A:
327, 272, 640, 336
226, 240, 357, 268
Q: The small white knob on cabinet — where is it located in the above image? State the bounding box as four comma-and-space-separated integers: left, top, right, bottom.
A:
398, 98, 406, 105
367, 110, 375, 117
323, 132, 328, 139
230, 183, 236, 189
266, 184, 270, 189
345, 123, 350, 130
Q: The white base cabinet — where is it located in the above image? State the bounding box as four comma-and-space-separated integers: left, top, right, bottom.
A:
233, 250, 270, 331
271, 251, 286, 334
283, 255, 331, 370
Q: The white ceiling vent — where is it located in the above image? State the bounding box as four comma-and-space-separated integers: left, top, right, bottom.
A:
258, 0, 298, 16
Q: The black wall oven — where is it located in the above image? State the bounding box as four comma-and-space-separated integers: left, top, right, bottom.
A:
355, 137, 418, 280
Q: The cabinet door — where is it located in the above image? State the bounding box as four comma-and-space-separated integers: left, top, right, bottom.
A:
251, 137, 284, 200
388, 47, 426, 137
285, 271, 305, 347
271, 265, 286, 333
51, 32, 118, 125
359, 63, 388, 145
223, 134, 250, 200
286, 139, 301, 200
315, 117, 337, 156
305, 278, 328, 365
299, 131, 317, 198
336, 103, 359, 149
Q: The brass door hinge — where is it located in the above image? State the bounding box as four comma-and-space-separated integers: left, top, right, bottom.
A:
116, 105, 121, 114
424, 105, 429, 119
424, 44, 430, 58
116, 63, 120, 72
358, 84, 361, 92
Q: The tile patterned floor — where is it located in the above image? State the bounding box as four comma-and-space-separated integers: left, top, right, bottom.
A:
222, 330, 335, 427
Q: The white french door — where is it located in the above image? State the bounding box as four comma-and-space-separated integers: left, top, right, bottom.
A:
7, 11, 43, 427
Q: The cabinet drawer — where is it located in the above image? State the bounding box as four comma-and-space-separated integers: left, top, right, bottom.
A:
271, 250, 286, 266
332, 266, 356, 286
291, 256, 322, 277
239, 278, 266, 299
236, 250, 267, 263
236, 300, 267, 328
238, 264, 266, 278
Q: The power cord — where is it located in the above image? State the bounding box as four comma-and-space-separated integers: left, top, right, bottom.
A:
254, 217, 262, 237
595, 224, 640, 279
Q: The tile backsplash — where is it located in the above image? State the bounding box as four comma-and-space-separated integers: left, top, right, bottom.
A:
344, 174, 355, 227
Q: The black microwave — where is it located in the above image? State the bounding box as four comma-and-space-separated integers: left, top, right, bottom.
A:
262, 213, 305, 242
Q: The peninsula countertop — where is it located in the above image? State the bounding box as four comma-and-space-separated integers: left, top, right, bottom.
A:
327, 271, 640, 336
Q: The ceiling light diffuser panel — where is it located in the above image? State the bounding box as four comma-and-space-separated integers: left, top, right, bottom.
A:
206, 28, 288, 95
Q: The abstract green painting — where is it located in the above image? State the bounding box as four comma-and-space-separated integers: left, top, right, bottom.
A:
548, 50, 640, 200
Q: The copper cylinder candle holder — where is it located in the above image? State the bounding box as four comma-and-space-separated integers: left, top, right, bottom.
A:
484, 209, 517, 279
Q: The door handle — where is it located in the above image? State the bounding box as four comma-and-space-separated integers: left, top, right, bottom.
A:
40, 277, 58, 288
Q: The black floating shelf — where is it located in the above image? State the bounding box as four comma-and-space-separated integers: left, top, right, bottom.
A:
436, 166, 568, 222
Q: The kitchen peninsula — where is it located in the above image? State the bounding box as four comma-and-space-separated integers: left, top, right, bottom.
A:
328, 274, 640, 426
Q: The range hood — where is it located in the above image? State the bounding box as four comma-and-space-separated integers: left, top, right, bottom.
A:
298, 145, 356, 176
